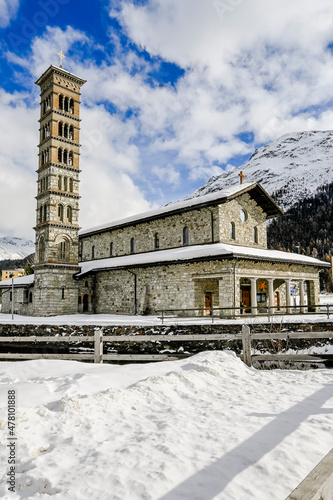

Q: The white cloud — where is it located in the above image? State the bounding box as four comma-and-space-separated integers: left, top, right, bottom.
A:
0, 0, 19, 28
4, 3, 333, 237
0, 90, 37, 239
115, 0, 333, 149
152, 164, 180, 186
79, 105, 151, 229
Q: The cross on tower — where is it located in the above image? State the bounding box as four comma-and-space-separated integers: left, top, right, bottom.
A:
239, 170, 245, 185
57, 50, 65, 68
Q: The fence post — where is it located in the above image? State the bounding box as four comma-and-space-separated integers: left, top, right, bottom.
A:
242, 325, 252, 367
327, 304, 330, 320
211, 307, 214, 324
94, 329, 103, 364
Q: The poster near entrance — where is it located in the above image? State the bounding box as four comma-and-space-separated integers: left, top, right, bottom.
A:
205, 292, 212, 315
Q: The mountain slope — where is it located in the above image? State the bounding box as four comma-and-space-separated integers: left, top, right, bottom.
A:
188, 130, 333, 210
0, 237, 35, 261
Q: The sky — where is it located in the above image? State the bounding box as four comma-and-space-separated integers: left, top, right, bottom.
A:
1, 0, 333, 240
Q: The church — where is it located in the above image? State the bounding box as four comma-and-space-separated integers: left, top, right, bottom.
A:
0, 65, 330, 317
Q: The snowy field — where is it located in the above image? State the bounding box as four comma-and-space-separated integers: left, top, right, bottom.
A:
0, 293, 333, 326
0, 351, 332, 500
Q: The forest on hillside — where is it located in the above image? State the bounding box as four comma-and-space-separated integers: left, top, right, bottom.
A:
0, 255, 34, 279
268, 182, 333, 290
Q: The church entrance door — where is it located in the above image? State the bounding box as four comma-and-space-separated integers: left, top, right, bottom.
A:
83, 294, 89, 313
241, 288, 251, 313
205, 292, 212, 315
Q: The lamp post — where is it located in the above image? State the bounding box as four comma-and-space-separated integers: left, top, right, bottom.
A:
9, 273, 14, 320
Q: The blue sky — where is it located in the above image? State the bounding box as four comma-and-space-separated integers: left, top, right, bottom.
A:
1, 0, 333, 239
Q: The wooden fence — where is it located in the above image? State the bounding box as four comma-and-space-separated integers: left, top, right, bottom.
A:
286, 448, 333, 500
241, 326, 333, 367
0, 327, 332, 365
158, 304, 333, 324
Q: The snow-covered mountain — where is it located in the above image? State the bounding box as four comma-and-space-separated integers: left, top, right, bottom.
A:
188, 130, 333, 210
0, 237, 35, 261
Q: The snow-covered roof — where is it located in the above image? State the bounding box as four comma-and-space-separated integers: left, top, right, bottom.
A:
0, 274, 35, 288
76, 243, 329, 277
80, 182, 282, 237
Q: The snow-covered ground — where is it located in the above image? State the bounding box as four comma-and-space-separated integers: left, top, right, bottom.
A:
1, 311, 333, 326
0, 351, 332, 500
1, 294, 333, 326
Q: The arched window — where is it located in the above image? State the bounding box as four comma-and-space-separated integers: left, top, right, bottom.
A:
44, 148, 49, 163
92, 245, 95, 259
58, 204, 64, 222
39, 237, 45, 262
39, 206, 43, 223
58, 175, 62, 190
58, 148, 62, 163
67, 205, 72, 223
64, 177, 68, 191
110, 242, 114, 256
154, 232, 159, 249
69, 125, 73, 140
230, 222, 235, 240
59, 240, 68, 260
29, 292, 33, 303
69, 178, 73, 192
41, 151, 45, 165
44, 96, 51, 113
254, 226, 258, 243
63, 149, 68, 164
64, 96, 69, 112
59, 94, 63, 110
58, 121, 63, 136
43, 204, 47, 222
183, 226, 189, 245
69, 98, 74, 114
68, 151, 73, 166
130, 237, 135, 254
63, 123, 68, 138
240, 209, 247, 222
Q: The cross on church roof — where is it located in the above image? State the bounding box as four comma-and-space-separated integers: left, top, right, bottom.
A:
239, 170, 245, 185
57, 50, 65, 68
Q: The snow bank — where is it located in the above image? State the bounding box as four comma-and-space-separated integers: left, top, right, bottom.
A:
0, 351, 332, 499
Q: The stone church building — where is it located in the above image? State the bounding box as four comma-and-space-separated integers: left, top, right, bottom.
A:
0, 65, 330, 317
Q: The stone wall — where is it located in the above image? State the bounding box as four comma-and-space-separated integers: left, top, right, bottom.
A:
32, 267, 79, 316
80, 194, 267, 261
218, 194, 267, 247
0, 322, 331, 361
78, 258, 321, 316
1, 287, 34, 316
80, 206, 218, 261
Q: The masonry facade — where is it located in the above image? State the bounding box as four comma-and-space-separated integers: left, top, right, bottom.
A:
0, 65, 329, 317
76, 183, 325, 317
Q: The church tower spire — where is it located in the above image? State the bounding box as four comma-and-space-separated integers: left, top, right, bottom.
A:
33, 64, 86, 316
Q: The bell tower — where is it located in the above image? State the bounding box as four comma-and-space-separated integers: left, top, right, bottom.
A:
33, 64, 86, 316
